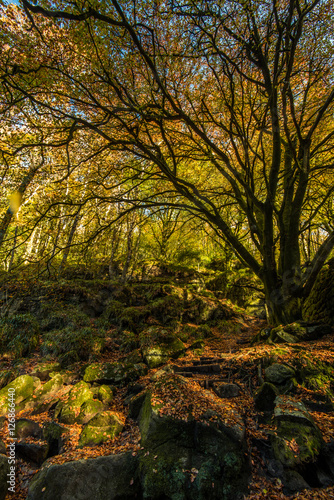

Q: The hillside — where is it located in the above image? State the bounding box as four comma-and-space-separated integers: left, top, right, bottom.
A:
0, 280, 334, 499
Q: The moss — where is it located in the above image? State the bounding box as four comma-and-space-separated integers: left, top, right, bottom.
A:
34, 374, 64, 401
78, 411, 123, 447
97, 385, 113, 404
55, 381, 94, 425
271, 420, 323, 467
39, 303, 91, 332
0, 375, 35, 416
83, 360, 147, 385
0, 313, 40, 358
302, 262, 334, 324
41, 326, 105, 365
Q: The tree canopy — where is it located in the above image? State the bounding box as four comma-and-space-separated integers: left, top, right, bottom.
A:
1, 0, 334, 324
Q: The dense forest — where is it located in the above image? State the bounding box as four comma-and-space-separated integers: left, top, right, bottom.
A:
0, 0, 334, 499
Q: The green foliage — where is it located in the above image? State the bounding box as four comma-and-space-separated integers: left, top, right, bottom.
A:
41, 326, 106, 367
216, 319, 241, 336
40, 303, 91, 331
0, 313, 40, 358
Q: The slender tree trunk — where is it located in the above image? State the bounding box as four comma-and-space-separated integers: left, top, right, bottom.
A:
8, 226, 18, 272
58, 213, 80, 274
109, 227, 120, 279
121, 222, 135, 283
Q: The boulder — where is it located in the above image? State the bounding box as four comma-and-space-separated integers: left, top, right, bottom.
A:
212, 383, 240, 399
143, 337, 186, 369
15, 419, 43, 439
27, 452, 140, 500
78, 411, 124, 448
254, 383, 279, 412
83, 361, 147, 385
127, 391, 147, 419
0, 375, 35, 416
0, 454, 9, 500
76, 399, 105, 424
34, 374, 64, 401
97, 385, 114, 404
43, 421, 69, 458
0, 369, 18, 390
265, 364, 296, 385
0, 440, 5, 455
16, 442, 48, 466
31, 362, 61, 381
271, 396, 324, 468
283, 469, 311, 493
55, 381, 94, 425
138, 373, 250, 499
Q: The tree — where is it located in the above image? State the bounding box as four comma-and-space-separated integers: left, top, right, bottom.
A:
3, 0, 334, 323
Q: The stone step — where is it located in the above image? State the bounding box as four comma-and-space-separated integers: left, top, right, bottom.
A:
193, 358, 226, 366
197, 378, 230, 389
173, 364, 223, 374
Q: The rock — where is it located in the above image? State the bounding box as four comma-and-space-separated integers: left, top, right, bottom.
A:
143, 337, 186, 369
254, 383, 279, 412
83, 361, 147, 385
97, 385, 114, 404
78, 411, 124, 448
43, 422, 69, 458
0, 369, 18, 390
138, 373, 250, 499
127, 391, 147, 419
0, 454, 9, 500
274, 396, 316, 425
31, 362, 61, 381
283, 470, 310, 493
150, 365, 174, 381
16, 442, 48, 466
0, 440, 6, 455
273, 331, 298, 343
265, 363, 296, 385
0, 417, 5, 431
0, 375, 35, 416
212, 383, 240, 399
34, 374, 64, 401
27, 452, 140, 500
305, 324, 332, 340
271, 396, 324, 468
76, 399, 105, 424
55, 381, 94, 425
15, 419, 43, 439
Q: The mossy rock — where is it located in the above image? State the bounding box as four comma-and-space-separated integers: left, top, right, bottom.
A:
34, 374, 64, 401
15, 419, 42, 439
0, 454, 9, 500
97, 385, 114, 404
293, 354, 334, 398
43, 421, 69, 457
83, 361, 147, 385
55, 381, 94, 424
26, 452, 140, 500
254, 382, 279, 412
271, 396, 324, 468
78, 411, 124, 447
0, 375, 35, 416
138, 374, 250, 499
143, 337, 186, 369
265, 363, 296, 385
77, 399, 105, 424
0, 369, 19, 390
302, 261, 334, 325
31, 362, 61, 381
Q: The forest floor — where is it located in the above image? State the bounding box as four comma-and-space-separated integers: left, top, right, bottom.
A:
0, 282, 334, 499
